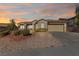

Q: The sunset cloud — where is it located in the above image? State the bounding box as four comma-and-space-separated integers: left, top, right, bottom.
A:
0, 3, 77, 19
0, 10, 29, 15
15, 18, 33, 23
18, 3, 32, 6
0, 5, 16, 9
40, 9, 75, 19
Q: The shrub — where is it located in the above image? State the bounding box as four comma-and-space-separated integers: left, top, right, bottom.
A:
0, 30, 3, 32
7, 23, 18, 31
14, 29, 30, 36
0, 30, 10, 37
22, 29, 30, 36
14, 30, 21, 35
35, 28, 47, 32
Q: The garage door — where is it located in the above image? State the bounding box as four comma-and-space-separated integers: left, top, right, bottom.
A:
48, 25, 64, 32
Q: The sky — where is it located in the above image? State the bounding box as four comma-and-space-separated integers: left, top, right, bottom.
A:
0, 3, 78, 21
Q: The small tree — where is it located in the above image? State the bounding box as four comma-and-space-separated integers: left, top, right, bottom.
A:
7, 19, 18, 31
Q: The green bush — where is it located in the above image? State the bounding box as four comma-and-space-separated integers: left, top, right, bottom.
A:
0, 30, 10, 37
0, 30, 3, 32
76, 19, 79, 27
22, 29, 30, 36
14, 30, 21, 35
14, 29, 30, 36
35, 28, 47, 32
7, 23, 18, 31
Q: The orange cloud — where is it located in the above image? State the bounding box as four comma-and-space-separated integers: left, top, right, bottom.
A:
60, 11, 75, 18
46, 4, 75, 8
0, 16, 33, 23
0, 16, 11, 23
14, 3, 32, 6
39, 8, 75, 19
37, 4, 75, 18
15, 18, 33, 23
0, 11, 29, 15
0, 5, 16, 9
19, 3, 32, 6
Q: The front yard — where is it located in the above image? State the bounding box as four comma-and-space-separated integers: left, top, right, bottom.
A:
0, 32, 62, 54
0, 32, 79, 56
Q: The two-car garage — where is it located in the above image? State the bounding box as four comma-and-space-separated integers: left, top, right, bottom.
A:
47, 20, 67, 32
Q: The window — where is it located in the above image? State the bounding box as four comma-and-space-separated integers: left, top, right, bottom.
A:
27, 25, 33, 29
20, 25, 25, 29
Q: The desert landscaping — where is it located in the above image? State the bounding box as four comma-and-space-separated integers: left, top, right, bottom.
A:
0, 31, 79, 56
0, 32, 62, 52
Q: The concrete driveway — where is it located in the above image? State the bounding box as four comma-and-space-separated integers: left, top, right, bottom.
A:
0, 32, 79, 56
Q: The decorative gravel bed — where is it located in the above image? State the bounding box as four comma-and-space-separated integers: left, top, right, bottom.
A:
0, 32, 63, 53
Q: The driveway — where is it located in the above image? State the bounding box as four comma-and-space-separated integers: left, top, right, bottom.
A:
0, 32, 79, 56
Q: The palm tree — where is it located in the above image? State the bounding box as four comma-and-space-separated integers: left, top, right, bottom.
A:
7, 19, 18, 31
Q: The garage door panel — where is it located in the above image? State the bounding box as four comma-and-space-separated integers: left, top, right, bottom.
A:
48, 25, 64, 32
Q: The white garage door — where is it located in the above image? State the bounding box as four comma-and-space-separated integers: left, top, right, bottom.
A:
48, 25, 64, 32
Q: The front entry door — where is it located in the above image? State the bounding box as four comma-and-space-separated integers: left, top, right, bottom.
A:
41, 23, 45, 28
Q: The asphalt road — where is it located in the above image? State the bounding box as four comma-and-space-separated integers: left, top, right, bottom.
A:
1, 32, 79, 56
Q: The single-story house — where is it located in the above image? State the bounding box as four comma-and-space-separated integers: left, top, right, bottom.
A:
18, 19, 67, 32
0, 17, 68, 33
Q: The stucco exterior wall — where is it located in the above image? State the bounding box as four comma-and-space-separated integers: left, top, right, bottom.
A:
34, 20, 48, 32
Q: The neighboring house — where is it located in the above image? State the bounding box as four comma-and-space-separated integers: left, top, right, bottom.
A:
66, 16, 78, 32
67, 16, 77, 27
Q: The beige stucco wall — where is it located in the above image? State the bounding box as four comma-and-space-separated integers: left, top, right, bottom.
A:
48, 24, 65, 32
35, 20, 48, 29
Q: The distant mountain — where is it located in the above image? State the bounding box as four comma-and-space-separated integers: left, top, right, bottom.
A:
0, 16, 11, 23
